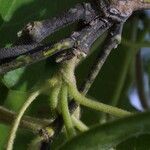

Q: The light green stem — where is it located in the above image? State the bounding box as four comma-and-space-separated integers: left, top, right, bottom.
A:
50, 84, 61, 110
6, 90, 42, 150
60, 83, 76, 139
67, 80, 133, 118
71, 116, 89, 132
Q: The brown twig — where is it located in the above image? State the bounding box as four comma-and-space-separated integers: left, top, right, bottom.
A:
134, 0, 150, 10
0, 106, 51, 133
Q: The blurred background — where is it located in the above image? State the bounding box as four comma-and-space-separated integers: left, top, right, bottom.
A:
0, 0, 150, 149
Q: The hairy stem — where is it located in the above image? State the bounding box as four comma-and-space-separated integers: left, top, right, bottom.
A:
49, 84, 61, 111
60, 83, 76, 139
67, 80, 133, 117
6, 90, 42, 150
71, 116, 89, 132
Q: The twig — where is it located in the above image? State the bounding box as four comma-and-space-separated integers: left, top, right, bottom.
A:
134, 0, 150, 10
0, 38, 74, 74
1, 0, 150, 149
0, 18, 111, 74
16, 3, 96, 44
38, 0, 150, 147
0, 44, 39, 60
38, 0, 150, 148
28, 126, 55, 150
14, 0, 150, 46
0, 106, 51, 132
80, 23, 123, 94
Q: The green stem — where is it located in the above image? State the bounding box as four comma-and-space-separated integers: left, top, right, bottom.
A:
67, 80, 133, 118
60, 83, 76, 139
6, 90, 42, 150
49, 84, 61, 110
71, 116, 89, 132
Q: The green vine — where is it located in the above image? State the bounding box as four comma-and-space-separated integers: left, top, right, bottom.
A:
5, 54, 133, 150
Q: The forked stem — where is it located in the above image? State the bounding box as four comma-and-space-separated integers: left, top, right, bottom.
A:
71, 116, 89, 132
66, 79, 133, 118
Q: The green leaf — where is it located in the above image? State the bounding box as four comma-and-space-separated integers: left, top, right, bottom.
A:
59, 112, 150, 150
117, 134, 150, 150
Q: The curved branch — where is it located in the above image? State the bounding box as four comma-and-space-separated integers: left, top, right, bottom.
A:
6, 90, 42, 150
66, 78, 133, 117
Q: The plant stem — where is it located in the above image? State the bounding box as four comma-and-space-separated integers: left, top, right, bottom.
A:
80, 23, 123, 95
60, 83, 76, 139
0, 106, 50, 132
71, 116, 89, 132
0, 38, 74, 75
28, 126, 55, 150
49, 84, 61, 110
67, 80, 133, 118
6, 90, 42, 150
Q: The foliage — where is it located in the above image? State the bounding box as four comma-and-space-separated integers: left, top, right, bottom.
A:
0, 0, 150, 150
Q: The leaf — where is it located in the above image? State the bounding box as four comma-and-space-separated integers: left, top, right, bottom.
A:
59, 112, 150, 150
116, 134, 150, 150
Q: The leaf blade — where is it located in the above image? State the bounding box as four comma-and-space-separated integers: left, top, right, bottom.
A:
59, 112, 150, 150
